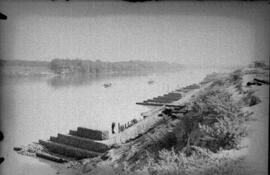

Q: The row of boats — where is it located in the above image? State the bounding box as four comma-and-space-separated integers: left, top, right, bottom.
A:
103, 80, 154, 88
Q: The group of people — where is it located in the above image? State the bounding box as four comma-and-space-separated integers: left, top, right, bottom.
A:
111, 118, 139, 134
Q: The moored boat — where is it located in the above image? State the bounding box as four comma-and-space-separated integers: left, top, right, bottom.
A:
148, 80, 154, 84
104, 83, 112, 88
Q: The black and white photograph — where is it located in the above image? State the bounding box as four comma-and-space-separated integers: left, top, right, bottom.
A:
0, 0, 269, 175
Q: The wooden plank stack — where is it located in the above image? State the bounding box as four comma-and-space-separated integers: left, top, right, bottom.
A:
38, 127, 109, 161
136, 92, 182, 106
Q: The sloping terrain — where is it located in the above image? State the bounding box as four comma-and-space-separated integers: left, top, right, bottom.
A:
79, 62, 269, 175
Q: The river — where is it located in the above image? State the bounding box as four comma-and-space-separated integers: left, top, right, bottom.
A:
0, 67, 232, 175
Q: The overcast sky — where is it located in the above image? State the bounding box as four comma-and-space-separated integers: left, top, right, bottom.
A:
0, 0, 269, 66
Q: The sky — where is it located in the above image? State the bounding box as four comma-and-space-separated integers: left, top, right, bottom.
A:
0, 0, 269, 67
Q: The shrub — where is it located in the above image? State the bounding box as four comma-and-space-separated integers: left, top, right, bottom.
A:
145, 148, 246, 175
200, 72, 219, 84
226, 69, 244, 93
238, 90, 261, 107
172, 87, 249, 152
209, 79, 225, 88
253, 61, 267, 68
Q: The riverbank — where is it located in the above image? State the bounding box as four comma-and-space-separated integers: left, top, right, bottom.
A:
14, 61, 269, 175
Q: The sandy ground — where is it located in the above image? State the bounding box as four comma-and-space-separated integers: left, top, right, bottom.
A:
243, 85, 269, 175
221, 71, 269, 175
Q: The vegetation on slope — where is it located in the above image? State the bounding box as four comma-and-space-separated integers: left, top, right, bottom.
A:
96, 61, 268, 175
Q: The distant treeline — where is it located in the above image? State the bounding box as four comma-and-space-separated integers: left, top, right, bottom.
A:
0, 59, 184, 76
50, 59, 183, 75
0, 59, 49, 67
0, 59, 52, 77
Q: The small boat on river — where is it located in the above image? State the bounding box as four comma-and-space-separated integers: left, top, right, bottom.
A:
104, 83, 112, 88
148, 80, 154, 85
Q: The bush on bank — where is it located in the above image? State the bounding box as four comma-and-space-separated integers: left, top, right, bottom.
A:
142, 68, 263, 175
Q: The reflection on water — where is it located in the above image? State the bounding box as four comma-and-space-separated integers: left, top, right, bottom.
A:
0, 68, 230, 175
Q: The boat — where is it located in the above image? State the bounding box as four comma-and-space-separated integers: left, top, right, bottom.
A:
104, 83, 112, 88
148, 80, 154, 84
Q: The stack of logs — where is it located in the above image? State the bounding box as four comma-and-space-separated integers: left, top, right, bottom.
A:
136, 92, 182, 106
38, 127, 109, 162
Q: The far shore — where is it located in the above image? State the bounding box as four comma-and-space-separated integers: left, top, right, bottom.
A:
0, 59, 241, 78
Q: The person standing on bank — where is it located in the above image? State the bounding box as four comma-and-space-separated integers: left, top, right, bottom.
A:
111, 122, 116, 134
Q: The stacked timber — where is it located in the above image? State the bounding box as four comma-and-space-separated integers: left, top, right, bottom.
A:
136, 91, 182, 106
36, 152, 67, 163
176, 84, 200, 92
69, 127, 109, 140
39, 127, 109, 161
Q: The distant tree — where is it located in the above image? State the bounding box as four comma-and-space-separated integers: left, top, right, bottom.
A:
49, 58, 183, 75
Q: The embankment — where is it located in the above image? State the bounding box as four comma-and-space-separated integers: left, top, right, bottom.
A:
81, 62, 269, 175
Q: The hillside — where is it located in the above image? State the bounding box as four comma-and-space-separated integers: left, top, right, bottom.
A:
73, 61, 269, 175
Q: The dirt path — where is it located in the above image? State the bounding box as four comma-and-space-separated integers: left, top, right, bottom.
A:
242, 85, 269, 175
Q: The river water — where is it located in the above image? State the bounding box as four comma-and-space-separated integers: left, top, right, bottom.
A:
0, 67, 232, 175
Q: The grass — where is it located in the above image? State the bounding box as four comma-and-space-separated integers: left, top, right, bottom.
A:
122, 84, 253, 174
89, 63, 266, 175
140, 68, 260, 175
170, 86, 249, 153
145, 147, 246, 175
